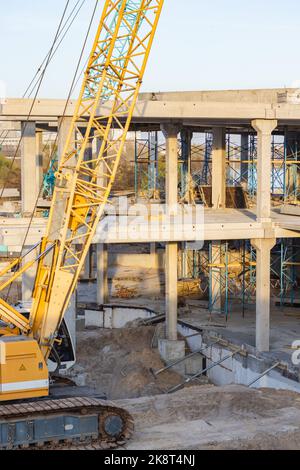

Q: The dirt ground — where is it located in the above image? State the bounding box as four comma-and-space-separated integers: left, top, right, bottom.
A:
74, 323, 300, 450
117, 384, 300, 450
75, 325, 199, 400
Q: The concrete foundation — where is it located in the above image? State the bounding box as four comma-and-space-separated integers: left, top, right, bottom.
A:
184, 354, 204, 376
158, 338, 186, 375
85, 305, 156, 329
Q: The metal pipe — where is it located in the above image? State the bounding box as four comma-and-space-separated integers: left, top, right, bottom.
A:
247, 362, 281, 388
153, 340, 220, 377
168, 349, 239, 394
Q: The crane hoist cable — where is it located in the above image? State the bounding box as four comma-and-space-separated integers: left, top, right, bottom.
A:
42, 0, 147, 199
0, 0, 71, 202
4, 1, 99, 304
24, 0, 88, 99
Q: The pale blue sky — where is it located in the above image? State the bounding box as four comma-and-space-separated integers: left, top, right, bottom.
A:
1, 0, 300, 98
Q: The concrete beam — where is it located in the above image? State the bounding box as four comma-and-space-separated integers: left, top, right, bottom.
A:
251, 119, 277, 222
3, 89, 300, 125
212, 128, 226, 209
251, 237, 276, 352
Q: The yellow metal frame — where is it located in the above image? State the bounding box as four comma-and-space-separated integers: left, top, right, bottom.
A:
25, 0, 165, 359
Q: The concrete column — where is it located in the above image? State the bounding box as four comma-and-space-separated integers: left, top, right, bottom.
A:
22, 245, 37, 302
212, 128, 226, 209
165, 242, 178, 341
21, 122, 38, 214
57, 116, 76, 164
97, 243, 108, 306
161, 124, 179, 210
161, 124, 180, 341
240, 133, 249, 185
251, 120, 277, 222
36, 130, 44, 193
251, 238, 276, 352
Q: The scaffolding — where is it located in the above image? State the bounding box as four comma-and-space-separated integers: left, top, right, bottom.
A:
280, 238, 300, 306
134, 130, 165, 198
284, 132, 300, 204
178, 240, 257, 317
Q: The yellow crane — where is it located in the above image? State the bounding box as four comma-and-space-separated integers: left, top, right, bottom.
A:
0, 0, 164, 449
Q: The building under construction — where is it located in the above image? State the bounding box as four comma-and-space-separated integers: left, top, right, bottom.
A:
1, 0, 300, 451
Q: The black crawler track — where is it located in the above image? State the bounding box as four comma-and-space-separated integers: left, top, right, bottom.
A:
0, 396, 134, 450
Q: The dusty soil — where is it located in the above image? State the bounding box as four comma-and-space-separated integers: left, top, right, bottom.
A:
75, 326, 194, 400
117, 384, 300, 450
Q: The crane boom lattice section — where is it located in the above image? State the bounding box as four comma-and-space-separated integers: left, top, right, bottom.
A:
30, 0, 164, 358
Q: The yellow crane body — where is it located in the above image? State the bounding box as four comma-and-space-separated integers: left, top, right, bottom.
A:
0, 337, 48, 401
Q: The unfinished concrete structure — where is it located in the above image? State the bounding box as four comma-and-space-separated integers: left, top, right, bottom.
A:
1, 88, 300, 383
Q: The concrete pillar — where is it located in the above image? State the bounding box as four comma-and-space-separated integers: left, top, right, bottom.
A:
161, 124, 179, 210
241, 133, 249, 185
21, 122, 38, 214
251, 238, 276, 352
36, 130, 44, 193
22, 245, 37, 302
251, 120, 277, 222
165, 242, 178, 341
212, 127, 226, 209
161, 124, 180, 341
97, 243, 108, 306
57, 116, 76, 164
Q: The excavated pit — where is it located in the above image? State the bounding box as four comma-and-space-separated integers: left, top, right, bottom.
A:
74, 325, 205, 400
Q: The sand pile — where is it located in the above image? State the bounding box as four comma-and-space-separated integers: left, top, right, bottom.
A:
75, 326, 188, 399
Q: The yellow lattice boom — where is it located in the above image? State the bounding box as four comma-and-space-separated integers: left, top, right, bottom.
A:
19, 0, 165, 358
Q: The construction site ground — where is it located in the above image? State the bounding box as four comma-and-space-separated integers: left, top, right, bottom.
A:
117, 384, 300, 450
73, 323, 300, 450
